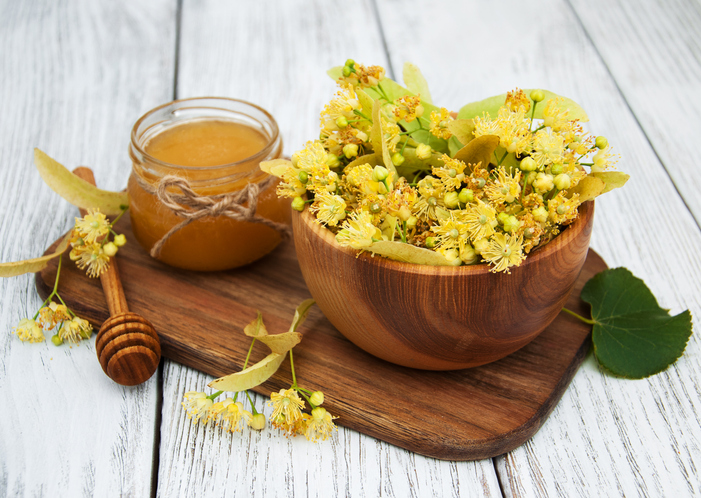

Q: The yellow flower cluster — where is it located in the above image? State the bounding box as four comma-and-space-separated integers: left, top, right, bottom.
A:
181, 391, 265, 432
69, 209, 127, 278
14, 301, 92, 345
265, 62, 622, 273
269, 388, 337, 442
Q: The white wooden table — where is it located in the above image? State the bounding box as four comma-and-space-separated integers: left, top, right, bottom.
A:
1, 0, 700, 496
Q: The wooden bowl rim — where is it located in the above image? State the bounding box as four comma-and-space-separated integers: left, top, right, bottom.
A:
294, 200, 594, 276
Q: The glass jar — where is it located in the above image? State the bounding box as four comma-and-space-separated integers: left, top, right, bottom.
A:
128, 97, 289, 271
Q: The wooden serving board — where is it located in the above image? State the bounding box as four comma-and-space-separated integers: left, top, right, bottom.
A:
36, 215, 606, 461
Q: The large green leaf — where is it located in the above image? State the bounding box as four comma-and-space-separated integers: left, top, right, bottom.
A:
34, 149, 129, 215
208, 352, 286, 392
402, 62, 432, 104
453, 135, 500, 169
591, 171, 630, 194
581, 268, 693, 379
457, 89, 589, 122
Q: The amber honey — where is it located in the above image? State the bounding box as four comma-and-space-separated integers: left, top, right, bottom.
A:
128, 98, 289, 271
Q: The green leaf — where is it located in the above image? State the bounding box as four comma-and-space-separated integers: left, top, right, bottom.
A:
569, 176, 606, 202
288, 298, 316, 333
243, 312, 268, 337
581, 268, 693, 378
402, 62, 432, 104
345, 153, 379, 170
258, 332, 303, 355
453, 135, 500, 169
35, 149, 129, 215
208, 352, 286, 392
355, 88, 375, 119
591, 171, 630, 194
447, 119, 475, 147
457, 89, 589, 122
371, 100, 396, 177
367, 241, 454, 266
0, 232, 71, 277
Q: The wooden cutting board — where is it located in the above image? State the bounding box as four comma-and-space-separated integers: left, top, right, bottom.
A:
36, 215, 606, 461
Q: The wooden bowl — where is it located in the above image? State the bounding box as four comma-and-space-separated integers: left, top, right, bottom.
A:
292, 201, 595, 370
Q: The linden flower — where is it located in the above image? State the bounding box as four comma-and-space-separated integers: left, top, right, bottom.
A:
345, 63, 385, 87
463, 200, 498, 241
484, 167, 522, 206
304, 407, 338, 442
277, 166, 307, 198
295, 141, 329, 175
481, 233, 526, 273
531, 130, 565, 168
182, 391, 213, 423
71, 242, 110, 278
393, 95, 422, 123
497, 107, 532, 155
548, 192, 581, 225
433, 215, 468, 251
542, 98, 570, 132
209, 399, 251, 432
429, 108, 453, 140
14, 318, 45, 343
433, 156, 466, 191
270, 388, 305, 431
38, 301, 71, 330
59, 316, 92, 344
473, 112, 502, 138
382, 115, 402, 153
74, 209, 110, 244
336, 211, 381, 250
505, 89, 531, 112
312, 192, 347, 226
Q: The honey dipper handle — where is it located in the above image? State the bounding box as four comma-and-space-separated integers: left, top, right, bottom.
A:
72, 167, 129, 316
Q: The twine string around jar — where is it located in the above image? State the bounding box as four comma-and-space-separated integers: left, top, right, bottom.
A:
135, 174, 292, 258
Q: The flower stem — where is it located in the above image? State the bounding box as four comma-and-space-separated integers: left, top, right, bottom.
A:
561, 307, 596, 325
110, 208, 128, 227
245, 391, 259, 415
529, 101, 538, 131
243, 338, 256, 369
289, 349, 297, 388
207, 390, 223, 400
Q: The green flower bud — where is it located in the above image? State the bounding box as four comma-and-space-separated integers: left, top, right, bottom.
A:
297, 171, 309, 184
51, 334, 63, 346
449, 228, 460, 239
291, 153, 299, 167
343, 143, 359, 159
345, 59, 355, 68
458, 188, 474, 204
370, 202, 382, 214
553, 173, 571, 190
372, 165, 389, 182
113, 234, 127, 247
533, 206, 548, 223
415, 104, 424, 118
249, 413, 266, 430
309, 391, 325, 406
497, 212, 510, 225
475, 177, 486, 189
391, 152, 405, 166
406, 216, 417, 228
520, 157, 537, 172
103, 242, 118, 257
425, 236, 436, 248
557, 204, 569, 215
291, 197, 306, 212
550, 163, 564, 175
502, 215, 520, 233
595, 136, 608, 149
326, 153, 341, 168
342, 66, 352, 77
444, 191, 460, 209
530, 89, 545, 102
335, 116, 349, 129
427, 196, 437, 207
415, 143, 432, 160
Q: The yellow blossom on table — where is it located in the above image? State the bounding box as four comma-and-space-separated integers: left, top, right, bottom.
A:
38, 301, 70, 330
74, 209, 110, 244
276, 166, 307, 198
429, 108, 453, 140
393, 95, 422, 123
71, 242, 110, 278
14, 318, 45, 343
270, 388, 305, 432
463, 200, 498, 241
484, 166, 522, 206
209, 399, 251, 432
304, 407, 338, 442
335, 211, 381, 250
59, 316, 92, 344
182, 391, 213, 423
312, 192, 347, 226
481, 233, 526, 273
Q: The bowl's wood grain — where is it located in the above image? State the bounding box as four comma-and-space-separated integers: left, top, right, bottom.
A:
293, 201, 595, 369
36, 212, 603, 460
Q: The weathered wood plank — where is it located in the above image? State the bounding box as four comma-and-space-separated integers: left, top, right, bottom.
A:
0, 0, 176, 496
374, 0, 701, 496
156, 0, 501, 495
569, 0, 701, 227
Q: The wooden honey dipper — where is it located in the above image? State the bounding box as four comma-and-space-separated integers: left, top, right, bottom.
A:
73, 167, 161, 386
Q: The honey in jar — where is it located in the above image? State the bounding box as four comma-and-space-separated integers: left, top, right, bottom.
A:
128, 97, 289, 271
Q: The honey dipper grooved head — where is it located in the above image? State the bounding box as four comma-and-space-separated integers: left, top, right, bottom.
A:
96, 312, 161, 386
